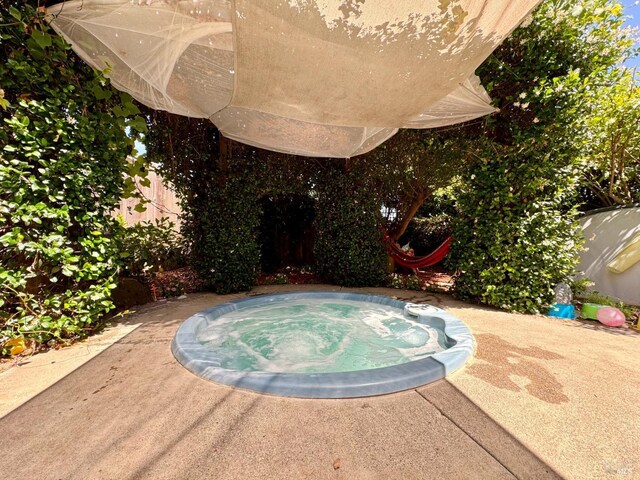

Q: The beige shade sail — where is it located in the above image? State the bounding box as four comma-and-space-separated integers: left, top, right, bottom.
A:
48, 0, 540, 157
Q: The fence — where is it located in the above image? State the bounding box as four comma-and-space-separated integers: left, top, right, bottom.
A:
116, 170, 182, 228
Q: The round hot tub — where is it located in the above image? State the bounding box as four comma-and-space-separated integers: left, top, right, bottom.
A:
171, 292, 473, 398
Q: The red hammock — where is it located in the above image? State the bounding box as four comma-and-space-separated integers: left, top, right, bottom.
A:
382, 230, 451, 269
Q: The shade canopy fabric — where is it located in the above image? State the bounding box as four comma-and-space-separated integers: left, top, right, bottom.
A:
48, 0, 540, 157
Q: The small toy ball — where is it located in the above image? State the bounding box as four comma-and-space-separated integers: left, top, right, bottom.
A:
596, 307, 626, 327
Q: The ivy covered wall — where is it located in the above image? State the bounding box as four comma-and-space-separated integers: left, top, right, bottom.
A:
146, 116, 389, 293
0, 4, 145, 351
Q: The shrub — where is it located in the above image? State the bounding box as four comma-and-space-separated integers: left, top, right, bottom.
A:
313, 167, 387, 287
445, 0, 634, 313
449, 148, 583, 313
145, 117, 265, 294
117, 217, 185, 278
186, 174, 261, 294
0, 5, 145, 352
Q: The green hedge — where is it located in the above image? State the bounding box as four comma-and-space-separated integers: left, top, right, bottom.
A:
147, 118, 391, 293
117, 217, 185, 278
187, 174, 261, 293
313, 167, 387, 287
449, 151, 582, 313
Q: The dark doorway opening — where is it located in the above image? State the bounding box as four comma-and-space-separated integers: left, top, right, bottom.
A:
260, 195, 316, 273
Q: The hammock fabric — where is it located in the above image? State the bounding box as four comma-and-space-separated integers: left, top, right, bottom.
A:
382, 230, 452, 269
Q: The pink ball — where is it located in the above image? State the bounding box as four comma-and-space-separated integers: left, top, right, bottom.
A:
596, 307, 626, 327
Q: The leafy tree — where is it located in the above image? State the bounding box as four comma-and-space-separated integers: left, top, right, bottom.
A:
578, 70, 640, 207
0, 3, 145, 351
360, 129, 469, 241
145, 112, 312, 292
449, 0, 637, 312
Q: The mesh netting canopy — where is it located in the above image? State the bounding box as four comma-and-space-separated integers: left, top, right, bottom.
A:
48, 0, 540, 157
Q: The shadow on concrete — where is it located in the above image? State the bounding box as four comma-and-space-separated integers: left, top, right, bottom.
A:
0, 295, 271, 479
0, 291, 563, 479
417, 380, 563, 479
562, 318, 640, 337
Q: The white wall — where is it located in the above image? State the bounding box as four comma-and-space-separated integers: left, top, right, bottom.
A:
578, 206, 640, 305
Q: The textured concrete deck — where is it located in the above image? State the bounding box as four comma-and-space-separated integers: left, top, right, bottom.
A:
1, 285, 638, 479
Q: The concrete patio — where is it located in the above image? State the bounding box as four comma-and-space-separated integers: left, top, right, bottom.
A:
1, 285, 638, 479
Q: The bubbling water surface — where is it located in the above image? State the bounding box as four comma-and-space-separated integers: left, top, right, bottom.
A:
196, 299, 450, 373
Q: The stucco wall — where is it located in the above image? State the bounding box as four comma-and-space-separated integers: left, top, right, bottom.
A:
578, 206, 640, 305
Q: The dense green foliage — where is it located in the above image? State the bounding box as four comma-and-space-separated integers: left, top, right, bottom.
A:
578, 70, 640, 208
448, 0, 636, 312
450, 145, 583, 312
399, 214, 451, 257
145, 115, 264, 293
117, 217, 185, 278
189, 174, 261, 293
146, 110, 390, 291
0, 4, 144, 351
313, 166, 388, 287
147, 112, 261, 293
